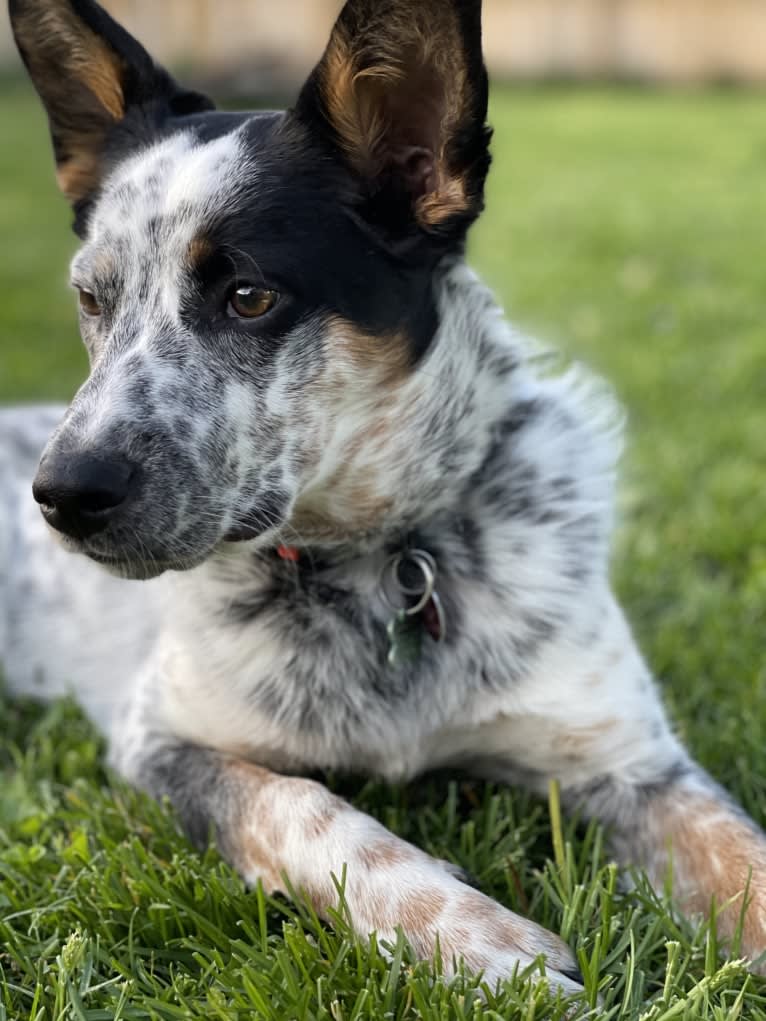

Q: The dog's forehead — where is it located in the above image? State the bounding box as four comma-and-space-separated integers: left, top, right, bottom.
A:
73, 126, 253, 274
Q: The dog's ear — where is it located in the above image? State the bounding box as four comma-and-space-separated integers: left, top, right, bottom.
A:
292, 0, 491, 241
9, 0, 214, 215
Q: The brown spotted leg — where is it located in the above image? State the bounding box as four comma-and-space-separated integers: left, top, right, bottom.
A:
129, 742, 584, 994
573, 763, 766, 969
484, 594, 766, 971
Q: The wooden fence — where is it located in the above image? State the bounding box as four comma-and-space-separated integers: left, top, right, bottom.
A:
1, 1, 765, 84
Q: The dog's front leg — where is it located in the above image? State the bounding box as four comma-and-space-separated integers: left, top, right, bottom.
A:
492, 591, 766, 969
121, 739, 583, 993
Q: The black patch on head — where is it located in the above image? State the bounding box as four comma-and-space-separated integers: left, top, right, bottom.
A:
176, 111, 442, 365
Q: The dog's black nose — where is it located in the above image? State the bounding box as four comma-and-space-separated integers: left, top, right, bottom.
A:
32, 452, 137, 539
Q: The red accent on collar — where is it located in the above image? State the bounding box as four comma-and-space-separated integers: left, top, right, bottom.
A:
276, 544, 301, 562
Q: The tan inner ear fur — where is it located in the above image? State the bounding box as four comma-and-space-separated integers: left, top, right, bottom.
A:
319, 7, 471, 228
185, 236, 214, 271
15, 2, 127, 202
55, 150, 103, 204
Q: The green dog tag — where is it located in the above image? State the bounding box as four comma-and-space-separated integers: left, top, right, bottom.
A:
386, 610, 423, 667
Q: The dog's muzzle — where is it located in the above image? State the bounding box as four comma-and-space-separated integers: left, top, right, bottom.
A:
32, 450, 138, 541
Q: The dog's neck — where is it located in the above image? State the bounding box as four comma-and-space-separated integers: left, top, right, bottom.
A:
288, 261, 520, 553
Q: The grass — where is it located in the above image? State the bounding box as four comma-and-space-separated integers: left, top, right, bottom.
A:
1, 82, 765, 1019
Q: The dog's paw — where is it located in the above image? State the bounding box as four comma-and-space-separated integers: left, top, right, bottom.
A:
373, 873, 582, 996
437, 885, 582, 995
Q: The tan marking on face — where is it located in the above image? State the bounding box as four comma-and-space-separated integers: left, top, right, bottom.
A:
327, 317, 412, 387
186, 236, 213, 270
294, 355, 415, 540
287, 505, 347, 542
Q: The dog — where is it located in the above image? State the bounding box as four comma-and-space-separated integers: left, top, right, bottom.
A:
2, 0, 765, 997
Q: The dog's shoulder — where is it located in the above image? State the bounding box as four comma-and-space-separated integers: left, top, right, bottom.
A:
429, 272, 623, 597
470, 360, 622, 578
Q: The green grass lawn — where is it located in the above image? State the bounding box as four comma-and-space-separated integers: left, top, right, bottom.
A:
1, 83, 766, 1019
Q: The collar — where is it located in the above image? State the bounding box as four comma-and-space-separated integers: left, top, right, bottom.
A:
273, 542, 446, 650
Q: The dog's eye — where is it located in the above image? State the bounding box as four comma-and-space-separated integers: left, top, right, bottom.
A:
227, 285, 278, 320
78, 289, 102, 317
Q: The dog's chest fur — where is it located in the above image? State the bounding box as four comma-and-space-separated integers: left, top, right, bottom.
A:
1, 272, 621, 784
145, 327, 622, 780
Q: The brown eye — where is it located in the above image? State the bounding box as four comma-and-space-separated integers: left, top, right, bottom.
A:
78, 289, 101, 316
227, 285, 278, 320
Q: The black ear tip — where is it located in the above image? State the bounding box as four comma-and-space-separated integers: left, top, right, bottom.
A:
168, 89, 216, 117
7, 0, 34, 28
9, 0, 71, 17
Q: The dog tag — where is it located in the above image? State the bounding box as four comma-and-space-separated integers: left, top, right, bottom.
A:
381, 549, 445, 667
386, 610, 424, 667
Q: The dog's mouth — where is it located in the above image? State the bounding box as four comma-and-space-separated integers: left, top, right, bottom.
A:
73, 518, 281, 580
61, 493, 293, 579
85, 532, 277, 580
223, 523, 274, 543
85, 550, 205, 581
223, 492, 291, 546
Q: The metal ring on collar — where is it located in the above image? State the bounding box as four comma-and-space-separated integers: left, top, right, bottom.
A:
380, 549, 437, 616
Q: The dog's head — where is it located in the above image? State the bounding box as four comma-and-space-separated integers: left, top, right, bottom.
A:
11, 0, 491, 578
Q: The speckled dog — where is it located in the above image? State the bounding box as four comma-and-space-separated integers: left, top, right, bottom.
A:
3, 0, 765, 994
